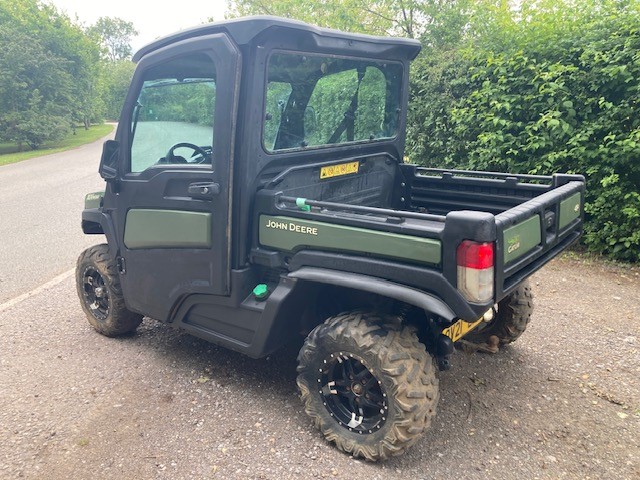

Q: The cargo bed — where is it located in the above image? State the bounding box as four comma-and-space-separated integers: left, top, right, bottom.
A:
253, 155, 585, 316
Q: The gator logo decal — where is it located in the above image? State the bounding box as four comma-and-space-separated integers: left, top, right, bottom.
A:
507, 234, 521, 254
86, 193, 102, 201
84, 191, 104, 209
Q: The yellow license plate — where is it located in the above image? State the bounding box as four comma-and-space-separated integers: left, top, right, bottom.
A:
320, 161, 359, 179
442, 318, 483, 342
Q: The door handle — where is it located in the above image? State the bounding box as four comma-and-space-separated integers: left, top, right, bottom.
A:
188, 182, 220, 199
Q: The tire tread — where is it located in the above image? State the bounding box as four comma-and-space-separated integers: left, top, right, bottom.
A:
297, 311, 439, 461
76, 244, 142, 337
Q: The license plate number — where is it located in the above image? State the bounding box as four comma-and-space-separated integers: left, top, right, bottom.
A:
442, 318, 483, 342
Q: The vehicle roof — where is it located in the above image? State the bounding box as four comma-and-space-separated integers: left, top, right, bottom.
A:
133, 15, 421, 62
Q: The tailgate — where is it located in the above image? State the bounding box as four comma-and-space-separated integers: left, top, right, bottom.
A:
494, 175, 585, 299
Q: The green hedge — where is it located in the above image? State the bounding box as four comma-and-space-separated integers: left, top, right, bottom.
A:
407, 6, 640, 262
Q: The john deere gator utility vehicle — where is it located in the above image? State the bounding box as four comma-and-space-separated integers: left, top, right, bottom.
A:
76, 16, 585, 460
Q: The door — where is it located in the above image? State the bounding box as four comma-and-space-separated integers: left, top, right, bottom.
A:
112, 34, 240, 321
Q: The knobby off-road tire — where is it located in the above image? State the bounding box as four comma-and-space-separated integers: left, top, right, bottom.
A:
297, 311, 439, 461
76, 244, 142, 337
467, 280, 534, 345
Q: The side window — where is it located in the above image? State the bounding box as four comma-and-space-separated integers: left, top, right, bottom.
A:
130, 52, 216, 173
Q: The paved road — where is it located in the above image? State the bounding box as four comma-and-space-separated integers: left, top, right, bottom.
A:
0, 131, 111, 303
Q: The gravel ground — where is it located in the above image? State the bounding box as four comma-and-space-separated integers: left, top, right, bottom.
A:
0, 255, 638, 479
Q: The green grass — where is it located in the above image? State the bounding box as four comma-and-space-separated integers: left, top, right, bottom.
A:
0, 124, 114, 166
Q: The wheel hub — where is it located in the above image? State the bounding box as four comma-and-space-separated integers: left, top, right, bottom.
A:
82, 267, 109, 321
318, 352, 387, 434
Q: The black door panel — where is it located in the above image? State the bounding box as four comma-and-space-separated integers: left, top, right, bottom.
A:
111, 34, 240, 320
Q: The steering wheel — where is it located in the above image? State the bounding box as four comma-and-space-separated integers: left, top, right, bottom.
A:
165, 142, 210, 164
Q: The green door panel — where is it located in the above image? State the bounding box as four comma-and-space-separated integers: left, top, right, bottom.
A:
124, 209, 212, 249
259, 215, 441, 265
559, 192, 582, 230
503, 215, 541, 264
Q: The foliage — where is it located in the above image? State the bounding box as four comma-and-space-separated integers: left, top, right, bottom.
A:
0, 124, 114, 166
407, 0, 640, 262
226, 0, 446, 37
0, 26, 72, 148
0, 2, 138, 149
88, 17, 138, 62
0, 0, 105, 143
138, 81, 216, 126
102, 60, 136, 120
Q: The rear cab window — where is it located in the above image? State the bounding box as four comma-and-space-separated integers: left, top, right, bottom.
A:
263, 53, 403, 152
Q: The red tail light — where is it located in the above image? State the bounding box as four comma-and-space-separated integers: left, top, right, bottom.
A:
457, 241, 494, 269
457, 241, 495, 303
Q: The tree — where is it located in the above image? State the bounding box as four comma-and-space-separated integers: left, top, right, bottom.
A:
407, 0, 640, 261
225, 0, 487, 41
0, 26, 73, 148
226, 0, 423, 37
89, 17, 138, 62
102, 61, 136, 120
0, 0, 105, 136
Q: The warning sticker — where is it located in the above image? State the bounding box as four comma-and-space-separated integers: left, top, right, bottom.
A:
320, 161, 359, 179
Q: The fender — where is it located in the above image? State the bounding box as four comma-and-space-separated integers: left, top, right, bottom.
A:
288, 267, 457, 321
81, 209, 118, 259
81, 208, 104, 234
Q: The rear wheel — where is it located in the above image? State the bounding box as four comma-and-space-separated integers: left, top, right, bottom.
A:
466, 280, 534, 346
76, 244, 142, 337
297, 311, 439, 461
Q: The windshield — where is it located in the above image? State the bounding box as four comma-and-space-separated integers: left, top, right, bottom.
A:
264, 53, 403, 152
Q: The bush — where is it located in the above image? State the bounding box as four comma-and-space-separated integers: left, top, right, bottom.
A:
0, 90, 70, 150
407, 3, 640, 262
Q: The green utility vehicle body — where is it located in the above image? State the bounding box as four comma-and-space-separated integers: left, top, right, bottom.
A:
81, 16, 584, 362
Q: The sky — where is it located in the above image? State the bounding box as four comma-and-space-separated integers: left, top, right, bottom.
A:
46, 0, 229, 52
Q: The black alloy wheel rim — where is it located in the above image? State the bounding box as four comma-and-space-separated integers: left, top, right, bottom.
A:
82, 267, 109, 320
317, 352, 388, 434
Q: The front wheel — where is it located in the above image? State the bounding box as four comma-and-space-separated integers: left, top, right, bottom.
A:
297, 311, 439, 461
76, 244, 142, 337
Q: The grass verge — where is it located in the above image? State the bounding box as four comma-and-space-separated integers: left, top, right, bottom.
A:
0, 124, 114, 166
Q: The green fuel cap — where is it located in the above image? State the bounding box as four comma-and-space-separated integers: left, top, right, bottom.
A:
253, 283, 269, 300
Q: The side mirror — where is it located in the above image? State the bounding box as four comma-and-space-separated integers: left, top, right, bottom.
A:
99, 140, 120, 181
